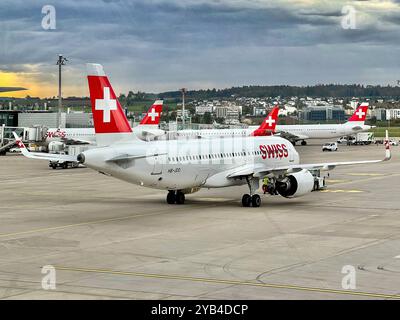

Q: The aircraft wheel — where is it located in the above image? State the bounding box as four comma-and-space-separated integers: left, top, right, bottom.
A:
242, 194, 251, 207
176, 191, 185, 205
251, 194, 261, 207
167, 191, 176, 204
301, 140, 307, 146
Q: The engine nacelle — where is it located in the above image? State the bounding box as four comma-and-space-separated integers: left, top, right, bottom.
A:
276, 169, 314, 198
136, 128, 165, 141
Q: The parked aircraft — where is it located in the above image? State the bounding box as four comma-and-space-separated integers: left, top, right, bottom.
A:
13, 64, 391, 207
169, 104, 372, 144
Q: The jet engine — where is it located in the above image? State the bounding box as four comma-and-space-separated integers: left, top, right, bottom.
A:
137, 128, 166, 141
276, 169, 314, 198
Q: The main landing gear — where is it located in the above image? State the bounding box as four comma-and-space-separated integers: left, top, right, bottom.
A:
167, 190, 185, 204
301, 140, 307, 146
242, 177, 261, 207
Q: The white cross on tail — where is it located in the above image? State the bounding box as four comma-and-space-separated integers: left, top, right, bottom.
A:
265, 116, 276, 127
355, 109, 366, 119
95, 87, 117, 123
148, 107, 159, 122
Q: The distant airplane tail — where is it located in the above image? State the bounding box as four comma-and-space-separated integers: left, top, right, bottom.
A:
347, 103, 369, 123
139, 100, 163, 126
87, 63, 133, 146
251, 106, 279, 136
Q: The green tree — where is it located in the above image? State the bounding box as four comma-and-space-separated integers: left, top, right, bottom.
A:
203, 112, 212, 124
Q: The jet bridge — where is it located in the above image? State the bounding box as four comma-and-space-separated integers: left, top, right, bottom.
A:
0, 125, 47, 155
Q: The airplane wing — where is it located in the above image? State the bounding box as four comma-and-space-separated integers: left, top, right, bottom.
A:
13, 132, 78, 162
275, 130, 309, 141
105, 152, 167, 162
60, 138, 92, 145
228, 131, 391, 179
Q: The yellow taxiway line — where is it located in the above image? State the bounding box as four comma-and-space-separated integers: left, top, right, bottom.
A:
53, 265, 400, 300
320, 189, 363, 193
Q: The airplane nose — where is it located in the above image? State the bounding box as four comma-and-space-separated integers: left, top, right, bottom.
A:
77, 153, 85, 164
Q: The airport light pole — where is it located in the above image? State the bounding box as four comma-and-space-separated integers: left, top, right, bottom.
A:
56, 54, 68, 128
180, 88, 187, 127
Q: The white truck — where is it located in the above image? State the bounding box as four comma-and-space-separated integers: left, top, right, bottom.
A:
353, 132, 375, 145
338, 133, 374, 145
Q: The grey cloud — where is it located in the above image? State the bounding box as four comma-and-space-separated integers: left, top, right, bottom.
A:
1, 0, 400, 94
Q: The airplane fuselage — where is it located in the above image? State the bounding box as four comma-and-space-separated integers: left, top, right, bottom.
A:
275, 122, 373, 140
169, 123, 372, 141
81, 136, 299, 191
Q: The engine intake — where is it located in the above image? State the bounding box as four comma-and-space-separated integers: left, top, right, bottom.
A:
77, 153, 85, 164
276, 170, 314, 198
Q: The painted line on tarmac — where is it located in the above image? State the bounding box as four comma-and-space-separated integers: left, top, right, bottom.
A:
320, 189, 363, 193
52, 265, 400, 300
326, 179, 348, 184
348, 173, 385, 177
330, 172, 400, 187
0, 203, 222, 240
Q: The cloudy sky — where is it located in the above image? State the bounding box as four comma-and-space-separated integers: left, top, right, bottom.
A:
1, 0, 400, 98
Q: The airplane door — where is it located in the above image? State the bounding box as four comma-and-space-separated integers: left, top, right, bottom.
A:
151, 155, 163, 175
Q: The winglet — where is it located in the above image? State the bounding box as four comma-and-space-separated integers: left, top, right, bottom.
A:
13, 132, 26, 149
384, 130, 391, 161
13, 132, 31, 158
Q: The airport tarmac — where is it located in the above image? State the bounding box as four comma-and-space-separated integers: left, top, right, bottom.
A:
0, 141, 399, 300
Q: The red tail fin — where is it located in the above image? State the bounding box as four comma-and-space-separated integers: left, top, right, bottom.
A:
251, 106, 279, 136
87, 63, 132, 134
140, 100, 163, 125
348, 103, 368, 122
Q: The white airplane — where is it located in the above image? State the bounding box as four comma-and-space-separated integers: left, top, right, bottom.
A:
169, 103, 372, 144
45, 100, 164, 145
273, 103, 373, 145
164, 107, 279, 140
13, 63, 391, 207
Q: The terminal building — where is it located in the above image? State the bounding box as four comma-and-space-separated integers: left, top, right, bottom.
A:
300, 106, 345, 122
0, 110, 93, 128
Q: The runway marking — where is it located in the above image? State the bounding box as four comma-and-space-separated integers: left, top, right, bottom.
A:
320, 189, 363, 193
0, 203, 215, 239
52, 265, 400, 300
326, 179, 348, 184
348, 173, 384, 177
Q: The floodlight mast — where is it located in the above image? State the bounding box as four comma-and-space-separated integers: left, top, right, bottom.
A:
56, 54, 68, 128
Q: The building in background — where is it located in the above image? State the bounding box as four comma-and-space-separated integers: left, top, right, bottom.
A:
300, 106, 345, 121
386, 109, 400, 120
372, 108, 387, 121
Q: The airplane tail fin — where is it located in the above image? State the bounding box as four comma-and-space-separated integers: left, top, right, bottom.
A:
87, 63, 133, 146
139, 100, 163, 126
251, 106, 279, 136
347, 103, 369, 123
